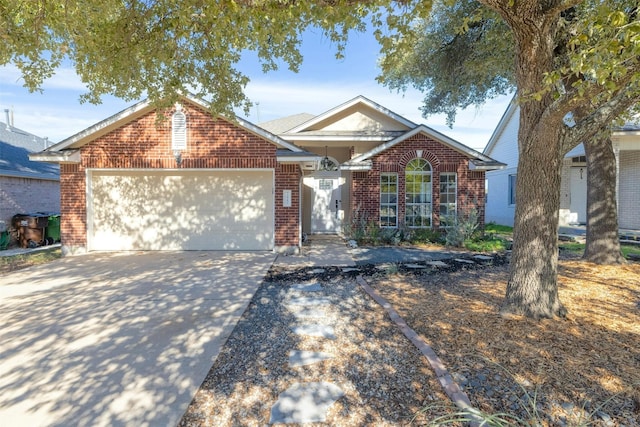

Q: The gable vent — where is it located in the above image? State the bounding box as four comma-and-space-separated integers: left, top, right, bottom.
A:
172, 110, 187, 150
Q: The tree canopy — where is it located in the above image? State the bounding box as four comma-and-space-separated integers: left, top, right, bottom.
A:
0, 0, 398, 114
4, 0, 640, 318
381, 0, 640, 317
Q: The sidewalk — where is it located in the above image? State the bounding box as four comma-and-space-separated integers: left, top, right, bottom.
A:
273, 235, 355, 268
0, 243, 61, 258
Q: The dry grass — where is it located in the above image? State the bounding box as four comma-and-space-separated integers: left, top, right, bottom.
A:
368, 259, 640, 425
0, 248, 62, 273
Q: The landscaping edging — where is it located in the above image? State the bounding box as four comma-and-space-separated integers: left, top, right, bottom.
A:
356, 275, 483, 426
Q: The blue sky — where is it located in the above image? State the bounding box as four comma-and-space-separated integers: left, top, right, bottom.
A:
0, 27, 512, 151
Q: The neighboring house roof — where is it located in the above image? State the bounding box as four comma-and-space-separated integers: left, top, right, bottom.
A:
483, 95, 518, 157
30, 94, 314, 164
260, 113, 315, 134
0, 122, 59, 180
344, 124, 506, 171
484, 95, 640, 160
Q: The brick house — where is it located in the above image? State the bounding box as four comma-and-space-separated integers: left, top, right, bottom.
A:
484, 98, 640, 229
1, 117, 60, 228
31, 95, 504, 254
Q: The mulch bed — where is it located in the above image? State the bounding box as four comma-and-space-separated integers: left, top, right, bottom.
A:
180, 251, 639, 426
366, 255, 640, 426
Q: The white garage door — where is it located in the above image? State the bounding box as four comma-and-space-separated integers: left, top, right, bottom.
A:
88, 170, 274, 251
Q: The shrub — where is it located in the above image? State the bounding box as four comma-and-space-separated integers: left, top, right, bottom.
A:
443, 207, 479, 247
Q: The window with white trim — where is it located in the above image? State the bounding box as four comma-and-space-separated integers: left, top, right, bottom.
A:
172, 110, 187, 150
439, 173, 457, 227
405, 158, 432, 227
508, 174, 517, 205
380, 173, 398, 227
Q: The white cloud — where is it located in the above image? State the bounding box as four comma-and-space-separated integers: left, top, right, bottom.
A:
0, 64, 89, 92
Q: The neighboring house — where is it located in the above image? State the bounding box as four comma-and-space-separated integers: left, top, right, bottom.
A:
484, 99, 640, 229
31, 95, 504, 255
0, 116, 60, 227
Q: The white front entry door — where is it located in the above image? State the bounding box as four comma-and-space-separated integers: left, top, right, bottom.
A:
570, 167, 588, 224
311, 175, 343, 233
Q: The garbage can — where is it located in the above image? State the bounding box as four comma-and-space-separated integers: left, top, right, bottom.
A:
0, 231, 8, 250
12, 213, 49, 248
0, 221, 7, 250
45, 214, 61, 243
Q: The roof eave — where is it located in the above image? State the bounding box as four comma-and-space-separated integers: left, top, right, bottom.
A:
276, 155, 322, 163
469, 160, 507, 171
340, 160, 373, 171
0, 170, 60, 181
280, 134, 396, 142
29, 150, 81, 164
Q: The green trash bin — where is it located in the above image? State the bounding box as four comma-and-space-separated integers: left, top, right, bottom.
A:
45, 215, 61, 243
0, 231, 9, 250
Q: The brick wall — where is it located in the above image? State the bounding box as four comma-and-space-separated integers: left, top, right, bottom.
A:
275, 164, 302, 248
60, 101, 300, 251
350, 134, 486, 228
0, 176, 60, 225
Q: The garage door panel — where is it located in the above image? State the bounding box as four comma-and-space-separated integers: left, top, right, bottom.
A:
89, 170, 274, 251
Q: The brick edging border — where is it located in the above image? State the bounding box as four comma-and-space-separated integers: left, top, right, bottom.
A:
356, 275, 481, 424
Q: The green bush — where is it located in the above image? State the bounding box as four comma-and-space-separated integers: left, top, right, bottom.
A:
443, 207, 479, 247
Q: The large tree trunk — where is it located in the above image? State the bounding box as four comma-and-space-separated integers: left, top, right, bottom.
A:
494, 1, 568, 319
500, 119, 567, 319
583, 137, 625, 264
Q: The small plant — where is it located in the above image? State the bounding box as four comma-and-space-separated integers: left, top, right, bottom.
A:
443, 207, 479, 247
405, 226, 443, 245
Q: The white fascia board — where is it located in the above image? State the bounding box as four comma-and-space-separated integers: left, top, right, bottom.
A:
469, 161, 507, 171
287, 95, 416, 133
182, 95, 305, 153
340, 160, 373, 171
47, 99, 154, 151
29, 150, 81, 164
279, 134, 393, 142
46, 94, 303, 154
276, 155, 322, 162
483, 95, 518, 156
350, 125, 497, 164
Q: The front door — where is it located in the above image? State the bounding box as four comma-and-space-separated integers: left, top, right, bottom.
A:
311, 174, 343, 233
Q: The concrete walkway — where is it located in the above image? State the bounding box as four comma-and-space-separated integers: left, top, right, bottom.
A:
0, 251, 274, 427
274, 235, 356, 267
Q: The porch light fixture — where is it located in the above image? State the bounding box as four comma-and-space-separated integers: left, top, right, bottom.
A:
173, 149, 183, 167
320, 146, 333, 171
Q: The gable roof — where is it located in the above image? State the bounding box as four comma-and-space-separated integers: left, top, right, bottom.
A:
279, 95, 416, 142
483, 95, 518, 157
30, 94, 308, 164
343, 124, 506, 171
0, 122, 59, 180
484, 95, 640, 160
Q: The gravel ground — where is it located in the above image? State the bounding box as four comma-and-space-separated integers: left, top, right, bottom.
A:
179, 265, 455, 426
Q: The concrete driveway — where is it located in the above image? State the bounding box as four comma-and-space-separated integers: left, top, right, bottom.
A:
0, 251, 275, 427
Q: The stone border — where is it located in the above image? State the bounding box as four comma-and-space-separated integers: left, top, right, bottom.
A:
356, 275, 482, 426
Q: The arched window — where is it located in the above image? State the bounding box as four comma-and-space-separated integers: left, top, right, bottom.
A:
172, 110, 187, 150
405, 158, 432, 227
